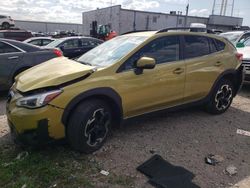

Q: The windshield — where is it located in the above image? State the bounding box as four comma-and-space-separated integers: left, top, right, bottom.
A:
77, 35, 148, 67
46, 38, 64, 47
220, 32, 242, 43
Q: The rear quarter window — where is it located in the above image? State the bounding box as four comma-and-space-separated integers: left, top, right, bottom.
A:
213, 39, 226, 51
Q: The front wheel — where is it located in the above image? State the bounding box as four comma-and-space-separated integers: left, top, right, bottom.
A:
205, 79, 234, 114
67, 99, 112, 153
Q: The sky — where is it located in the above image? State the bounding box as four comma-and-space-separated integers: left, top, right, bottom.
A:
0, 0, 250, 26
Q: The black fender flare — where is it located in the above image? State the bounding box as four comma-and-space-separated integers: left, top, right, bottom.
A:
61, 87, 123, 126
206, 67, 243, 102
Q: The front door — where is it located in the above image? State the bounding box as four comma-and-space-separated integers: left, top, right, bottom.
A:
116, 35, 186, 118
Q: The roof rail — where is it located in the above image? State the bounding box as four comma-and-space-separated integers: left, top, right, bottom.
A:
121, 30, 154, 35
157, 27, 215, 34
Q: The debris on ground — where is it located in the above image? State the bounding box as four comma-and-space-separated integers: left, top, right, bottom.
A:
21, 184, 27, 188
205, 154, 224, 165
15, 151, 29, 160
225, 165, 238, 176
137, 154, 199, 188
236, 129, 250, 137
100, 170, 109, 176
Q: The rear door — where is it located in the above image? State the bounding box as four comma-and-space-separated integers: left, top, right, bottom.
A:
0, 41, 24, 89
60, 39, 81, 58
183, 35, 226, 103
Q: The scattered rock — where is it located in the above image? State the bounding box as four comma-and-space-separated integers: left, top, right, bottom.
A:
21, 184, 27, 188
100, 170, 109, 176
226, 165, 237, 176
205, 154, 224, 165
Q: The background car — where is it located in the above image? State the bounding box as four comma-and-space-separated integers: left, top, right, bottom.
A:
0, 15, 15, 29
0, 39, 62, 91
46, 36, 103, 59
236, 37, 250, 83
23, 37, 55, 46
0, 30, 33, 41
220, 30, 250, 45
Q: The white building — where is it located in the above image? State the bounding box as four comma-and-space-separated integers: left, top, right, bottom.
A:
82, 5, 243, 35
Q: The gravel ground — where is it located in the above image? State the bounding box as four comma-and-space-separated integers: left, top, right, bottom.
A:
0, 86, 250, 188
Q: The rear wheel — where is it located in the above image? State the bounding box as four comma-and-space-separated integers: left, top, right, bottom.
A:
67, 99, 112, 153
2, 22, 10, 29
205, 79, 234, 114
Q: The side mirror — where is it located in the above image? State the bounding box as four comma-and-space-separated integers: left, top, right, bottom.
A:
136, 57, 156, 69
236, 42, 245, 48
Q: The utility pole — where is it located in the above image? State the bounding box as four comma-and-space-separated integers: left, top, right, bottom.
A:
212, 0, 216, 15
223, 0, 228, 15
231, 0, 235, 16
220, 0, 225, 15
184, 2, 189, 27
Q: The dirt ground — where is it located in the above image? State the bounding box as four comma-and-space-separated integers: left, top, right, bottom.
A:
0, 86, 250, 188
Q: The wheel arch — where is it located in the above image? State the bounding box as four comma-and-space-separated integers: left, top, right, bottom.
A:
209, 68, 243, 98
62, 87, 123, 127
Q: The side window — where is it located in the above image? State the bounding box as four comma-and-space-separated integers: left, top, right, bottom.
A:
62, 39, 79, 49
208, 38, 217, 53
214, 39, 225, 51
80, 39, 90, 47
122, 36, 180, 70
239, 33, 250, 42
0, 42, 20, 54
42, 39, 52, 46
184, 35, 210, 59
29, 39, 42, 46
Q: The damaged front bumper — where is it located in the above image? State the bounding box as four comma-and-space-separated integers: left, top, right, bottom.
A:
6, 91, 66, 146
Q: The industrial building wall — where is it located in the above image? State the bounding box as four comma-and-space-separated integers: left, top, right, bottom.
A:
82, 5, 243, 34
82, 6, 121, 35
15, 20, 83, 34
119, 9, 208, 33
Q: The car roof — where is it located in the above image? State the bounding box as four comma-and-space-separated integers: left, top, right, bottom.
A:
24, 37, 54, 41
0, 30, 31, 33
0, 38, 41, 52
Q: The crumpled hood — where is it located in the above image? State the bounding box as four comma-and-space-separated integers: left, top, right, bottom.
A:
16, 57, 94, 92
237, 47, 250, 60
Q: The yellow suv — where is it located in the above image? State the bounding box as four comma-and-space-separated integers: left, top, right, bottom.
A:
6, 29, 244, 153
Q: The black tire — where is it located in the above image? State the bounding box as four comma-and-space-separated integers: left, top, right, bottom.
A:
67, 99, 113, 153
2, 22, 10, 29
205, 79, 234, 114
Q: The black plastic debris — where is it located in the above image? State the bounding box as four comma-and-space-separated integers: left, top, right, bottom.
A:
137, 155, 200, 188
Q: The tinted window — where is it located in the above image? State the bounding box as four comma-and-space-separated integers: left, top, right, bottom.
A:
0, 42, 20, 54
62, 39, 79, 49
214, 39, 225, 51
123, 36, 180, 70
29, 39, 42, 46
184, 35, 210, 59
209, 38, 217, 53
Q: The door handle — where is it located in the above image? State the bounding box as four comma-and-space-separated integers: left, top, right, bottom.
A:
75, 49, 81, 52
215, 61, 222, 66
173, 68, 184, 74
8, 56, 19, 60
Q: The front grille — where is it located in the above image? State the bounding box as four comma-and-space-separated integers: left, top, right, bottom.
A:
242, 60, 250, 71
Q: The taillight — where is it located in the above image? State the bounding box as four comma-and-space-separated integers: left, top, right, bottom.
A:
236, 53, 243, 61
53, 49, 63, 57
